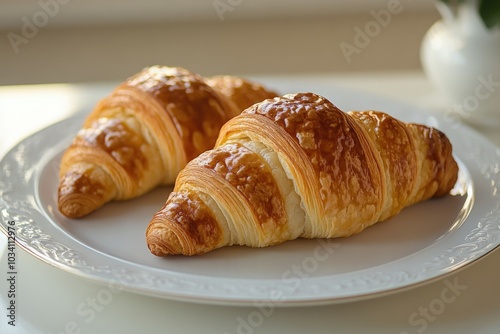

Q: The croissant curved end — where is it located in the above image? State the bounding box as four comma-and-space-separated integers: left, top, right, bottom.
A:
146, 220, 184, 256
58, 167, 115, 218
434, 129, 459, 197
58, 193, 105, 218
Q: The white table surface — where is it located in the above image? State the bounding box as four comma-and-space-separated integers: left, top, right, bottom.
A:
1, 71, 499, 334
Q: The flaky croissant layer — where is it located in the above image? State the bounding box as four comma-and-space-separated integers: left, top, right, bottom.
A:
58, 66, 277, 218
146, 92, 459, 256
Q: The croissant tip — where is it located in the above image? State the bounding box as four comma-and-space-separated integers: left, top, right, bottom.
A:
58, 200, 94, 219
57, 166, 115, 218
147, 242, 167, 257
58, 204, 83, 219
57, 189, 108, 218
146, 226, 172, 256
146, 220, 191, 256
146, 235, 175, 257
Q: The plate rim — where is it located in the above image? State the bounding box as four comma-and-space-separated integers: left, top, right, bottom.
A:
1, 90, 500, 307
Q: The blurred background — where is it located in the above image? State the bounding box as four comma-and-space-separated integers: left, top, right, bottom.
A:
0, 0, 439, 85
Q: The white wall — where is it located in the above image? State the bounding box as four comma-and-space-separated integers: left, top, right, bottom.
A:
0, 0, 439, 85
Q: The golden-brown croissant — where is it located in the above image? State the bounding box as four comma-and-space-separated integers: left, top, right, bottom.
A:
58, 66, 277, 218
146, 92, 459, 256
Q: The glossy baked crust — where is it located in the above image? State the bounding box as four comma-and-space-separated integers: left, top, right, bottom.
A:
146, 92, 459, 256
57, 66, 277, 218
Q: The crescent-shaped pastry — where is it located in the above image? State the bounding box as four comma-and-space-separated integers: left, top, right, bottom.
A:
57, 66, 277, 218
146, 92, 459, 256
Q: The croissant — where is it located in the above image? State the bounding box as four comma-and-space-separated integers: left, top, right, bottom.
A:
146, 92, 459, 256
58, 66, 277, 218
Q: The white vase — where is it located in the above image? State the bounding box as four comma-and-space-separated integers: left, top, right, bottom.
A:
421, 0, 500, 127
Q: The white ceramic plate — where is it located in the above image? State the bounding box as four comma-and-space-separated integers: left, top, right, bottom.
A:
1, 84, 499, 306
